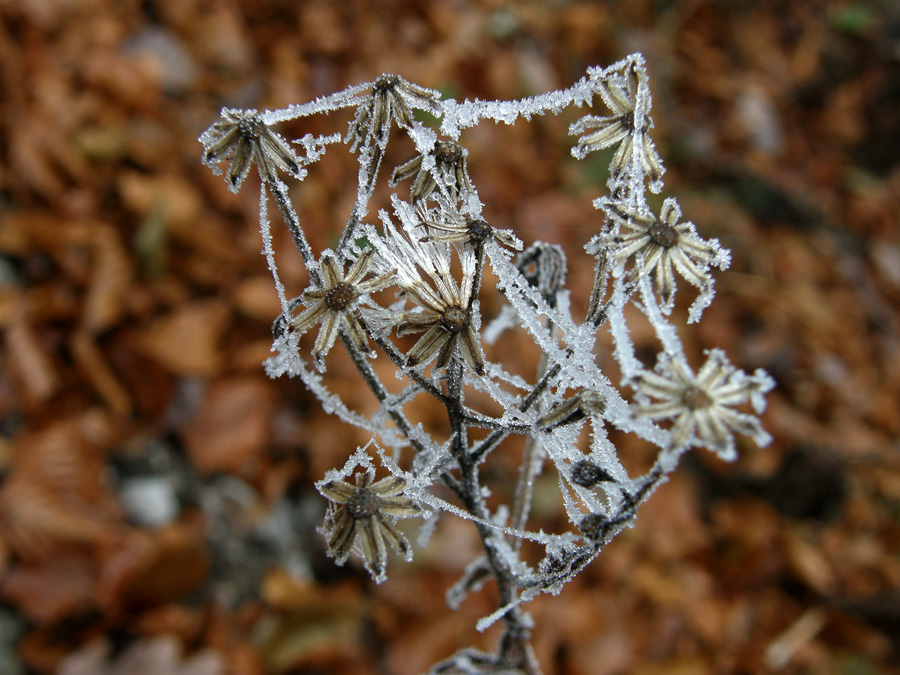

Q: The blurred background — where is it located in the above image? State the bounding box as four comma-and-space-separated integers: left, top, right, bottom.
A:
1, 1, 899, 673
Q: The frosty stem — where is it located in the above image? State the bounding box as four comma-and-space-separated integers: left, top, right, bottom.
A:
444, 359, 541, 674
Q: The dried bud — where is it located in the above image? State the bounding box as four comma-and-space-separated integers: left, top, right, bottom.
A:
570, 460, 614, 488
517, 243, 567, 306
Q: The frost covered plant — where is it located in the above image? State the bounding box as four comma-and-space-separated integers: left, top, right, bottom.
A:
200, 54, 774, 675
391, 140, 474, 202
569, 61, 664, 183
591, 197, 731, 314
317, 457, 420, 579
634, 349, 774, 461
347, 74, 441, 152
289, 250, 394, 368
200, 108, 304, 192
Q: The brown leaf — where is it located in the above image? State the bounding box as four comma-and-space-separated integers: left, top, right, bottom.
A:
71, 330, 132, 415
139, 299, 230, 377
783, 528, 837, 595
58, 635, 224, 675
80, 225, 133, 335
2, 318, 61, 405
1, 550, 96, 624
0, 422, 125, 561
231, 276, 282, 322
8, 116, 90, 202
97, 519, 210, 612
118, 172, 244, 267
182, 377, 272, 476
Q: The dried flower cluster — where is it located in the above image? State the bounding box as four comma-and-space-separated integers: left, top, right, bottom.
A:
200, 54, 773, 675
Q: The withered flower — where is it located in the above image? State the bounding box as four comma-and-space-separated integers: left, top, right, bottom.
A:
347, 74, 441, 152
290, 250, 394, 368
570, 64, 663, 183
589, 198, 728, 309
390, 140, 473, 202
200, 108, 304, 193
395, 250, 486, 375
317, 471, 420, 581
417, 206, 522, 252
635, 349, 774, 460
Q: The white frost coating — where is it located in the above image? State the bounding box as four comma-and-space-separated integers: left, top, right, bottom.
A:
637, 268, 686, 362
413, 490, 557, 546
475, 596, 528, 632
470, 369, 529, 423
607, 276, 642, 380
446, 555, 492, 610
266, 334, 378, 434
437, 60, 621, 139
198, 57, 775, 667
261, 82, 372, 125
482, 305, 520, 343
688, 241, 732, 323
588, 422, 629, 482
258, 186, 290, 319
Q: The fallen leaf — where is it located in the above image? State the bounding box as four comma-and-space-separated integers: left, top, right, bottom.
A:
139, 300, 230, 377
182, 377, 272, 476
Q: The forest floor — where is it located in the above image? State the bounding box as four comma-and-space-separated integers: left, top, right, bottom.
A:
1, 1, 899, 674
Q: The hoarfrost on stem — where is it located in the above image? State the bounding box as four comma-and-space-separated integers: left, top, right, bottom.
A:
199, 54, 773, 675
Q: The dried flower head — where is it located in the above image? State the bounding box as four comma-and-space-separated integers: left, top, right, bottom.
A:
290, 250, 395, 369
317, 470, 420, 581
369, 205, 487, 375
394, 251, 486, 375
390, 140, 473, 202
635, 349, 774, 460
200, 109, 304, 192
347, 74, 441, 152
417, 205, 522, 252
570, 64, 663, 183
590, 198, 729, 310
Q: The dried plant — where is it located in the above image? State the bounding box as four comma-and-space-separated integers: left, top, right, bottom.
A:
200, 54, 774, 674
